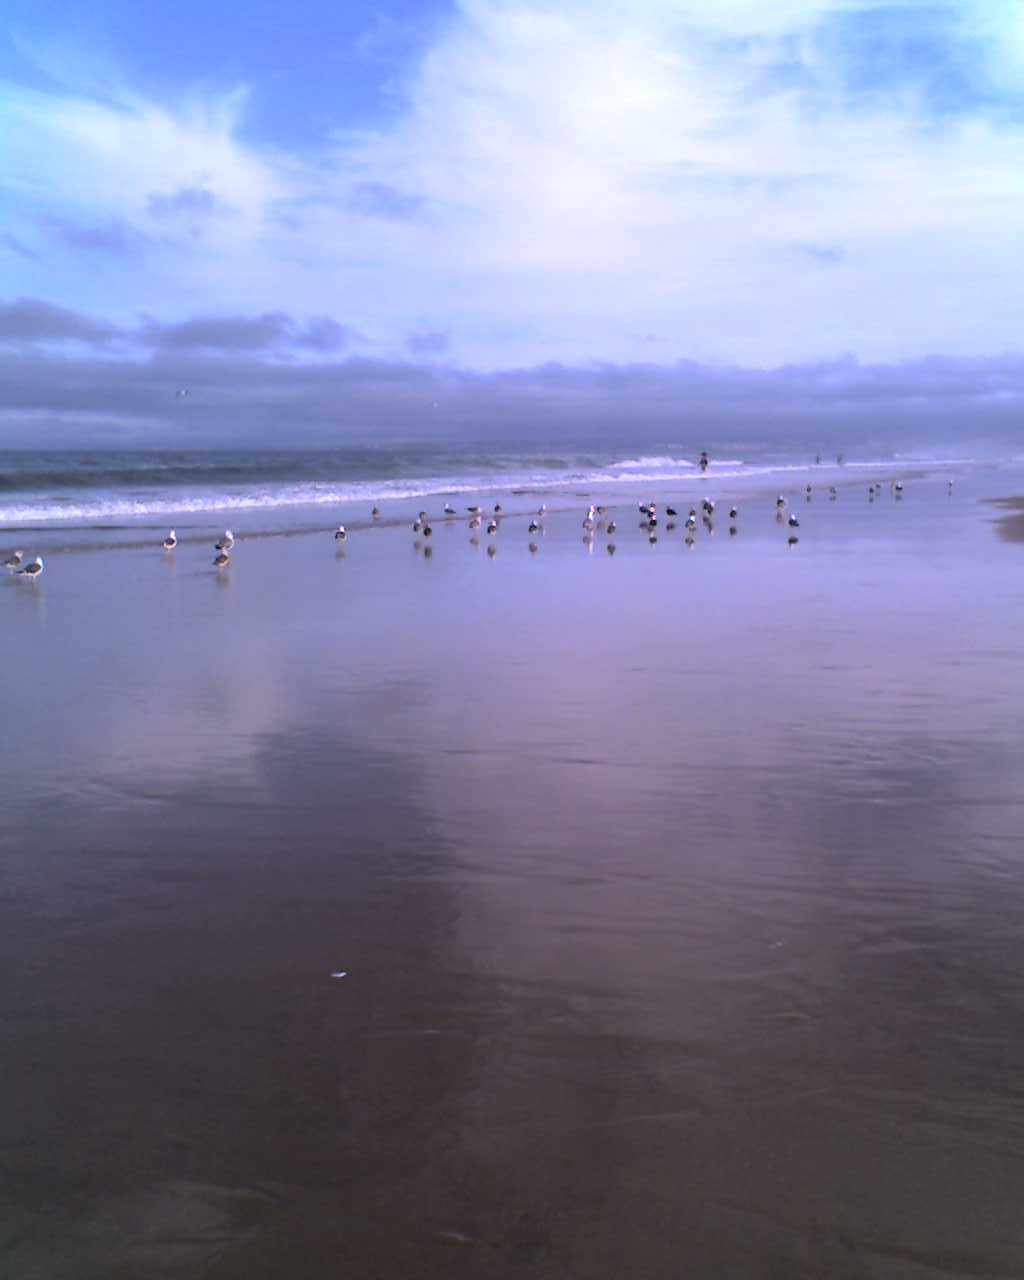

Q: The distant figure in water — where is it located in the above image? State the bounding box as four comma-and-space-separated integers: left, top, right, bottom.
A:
699, 451, 709, 472
837, 453, 844, 465
815, 454, 821, 464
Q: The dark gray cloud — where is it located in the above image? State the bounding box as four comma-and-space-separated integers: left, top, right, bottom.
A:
147, 185, 224, 219
140, 311, 297, 352
348, 181, 427, 221
406, 329, 450, 355
1, 233, 40, 262
0, 297, 121, 346
2, 297, 1023, 449
296, 317, 361, 352
791, 241, 846, 265
43, 216, 151, 255
137, 311, 359, 354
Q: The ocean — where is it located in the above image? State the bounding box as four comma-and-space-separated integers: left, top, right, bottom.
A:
0, 442, 989, 536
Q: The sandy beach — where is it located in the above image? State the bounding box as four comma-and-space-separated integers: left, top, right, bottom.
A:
3, 469, 1024, 1277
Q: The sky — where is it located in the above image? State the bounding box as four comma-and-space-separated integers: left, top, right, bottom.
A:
2, 0, 1024, 445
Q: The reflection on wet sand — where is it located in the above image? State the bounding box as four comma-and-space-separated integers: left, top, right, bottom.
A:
3, 486, 1024, 1276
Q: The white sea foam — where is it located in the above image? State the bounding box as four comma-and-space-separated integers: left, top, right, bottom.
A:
0, 457, 962, 526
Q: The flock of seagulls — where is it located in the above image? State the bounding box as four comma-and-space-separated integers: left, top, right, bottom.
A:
4, 479, 934, 583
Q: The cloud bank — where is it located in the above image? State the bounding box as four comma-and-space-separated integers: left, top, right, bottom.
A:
1, 296, 1021, 449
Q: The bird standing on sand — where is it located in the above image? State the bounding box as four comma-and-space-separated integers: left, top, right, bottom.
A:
334, 525, 346, 540
215, 530, 234, 552
17, 556, 43, 579
788, 514, 800, 528
487, 519, 498, 535
444, 504, 456, 515
3, 550, 24, 570
162, 530, 177, 550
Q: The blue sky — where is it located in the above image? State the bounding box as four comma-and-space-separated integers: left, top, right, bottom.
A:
2, 0, 1024, 385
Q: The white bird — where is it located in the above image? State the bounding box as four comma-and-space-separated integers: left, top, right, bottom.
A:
3, 549, 24, 570
776, 495, 786, 507
788, 514, 800, 528
728, 507, 737, 519
444, 504, 456, 515
162, 530, 177, 550
528, 520, 540, 533
215, 530, 234, 551
487, 519, 498, 534
537, 504, 547, 516
467, 505, 482, 515
334, 525, 346, 540
17, 556, 43, 579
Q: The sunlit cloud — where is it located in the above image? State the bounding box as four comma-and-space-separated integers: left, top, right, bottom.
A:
1, 0, 1023, 372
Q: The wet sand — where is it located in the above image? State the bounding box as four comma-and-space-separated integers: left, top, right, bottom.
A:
4, 474, 1024, 1277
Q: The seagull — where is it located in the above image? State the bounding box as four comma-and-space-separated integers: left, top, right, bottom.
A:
213, 551, 231, 569
666, 506, 678, 517
467, 505, 482, 515
788, 514, 800, 528
487, 519, 498, 535
894, 482, 904, 493
776, 495, 786, 508
17, 555, 43, 579
215, 530, 234, 551
828, 486, 837, 498
423, 524, 433, 537
444, 504, 456, 515
537, 504, 547, 516
494, 503, 503, 514
528, 520, 540, 533
685, 513, 697, 531
3, 549, 25, 570
606, 521, 617, 534
371, 506, 380, 518
728, 507, 737, 519
334, 525, 346, 540
162, 530, 177, 550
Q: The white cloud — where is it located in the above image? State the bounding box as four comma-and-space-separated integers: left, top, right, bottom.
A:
2, 0, 1024, 365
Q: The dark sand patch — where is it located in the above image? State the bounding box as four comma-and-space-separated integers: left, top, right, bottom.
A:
985, 494, 1024, 541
